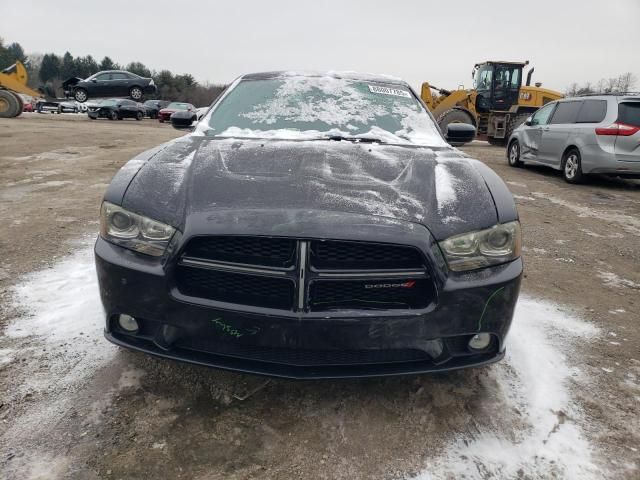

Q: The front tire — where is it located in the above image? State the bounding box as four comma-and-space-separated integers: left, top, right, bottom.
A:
562, 149, 585, 184
109, 110, 118, 121
508, 140, 523, 167
0, 90, 20, 118
129, 87, 143, 101
74, 88, 88, 103
136, 111, 143, 121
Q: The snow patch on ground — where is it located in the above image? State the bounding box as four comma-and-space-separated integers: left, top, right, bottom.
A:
0, 347, 15, 366
531, 192, 640, 236
597, 270, 640, 290
414, 296, 602, 479
3, 242, 116, 441
512, 194, 536, 201
581, 228, 624, 239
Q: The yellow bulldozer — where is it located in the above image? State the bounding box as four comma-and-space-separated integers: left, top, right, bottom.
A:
0, 60, 44, 118
421, 60, 563, 145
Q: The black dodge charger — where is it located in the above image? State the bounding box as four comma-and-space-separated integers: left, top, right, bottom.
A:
95, 71, 522, 379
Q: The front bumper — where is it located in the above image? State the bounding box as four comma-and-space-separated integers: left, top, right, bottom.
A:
95, 237, 522, 379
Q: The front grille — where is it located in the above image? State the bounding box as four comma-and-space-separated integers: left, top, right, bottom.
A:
310, 240, 424, 270
175, 236, 434, 312
183, 236, 297, 268
175, 265, 294, 310
309, 278, 433, 311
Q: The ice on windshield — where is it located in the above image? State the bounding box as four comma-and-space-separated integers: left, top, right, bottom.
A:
204, 75, 446, 146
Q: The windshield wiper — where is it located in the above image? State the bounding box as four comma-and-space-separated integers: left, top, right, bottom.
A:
324, 134, 386, 144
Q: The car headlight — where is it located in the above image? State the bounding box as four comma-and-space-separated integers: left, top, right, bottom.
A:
100, 202, 176, 257
438, 221, 522, 272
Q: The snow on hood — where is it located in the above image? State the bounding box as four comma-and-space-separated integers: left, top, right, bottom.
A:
120, 137, 497, 239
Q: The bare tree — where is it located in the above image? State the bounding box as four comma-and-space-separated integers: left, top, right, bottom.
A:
616, 72, 637, 92
565, 72, 638, 95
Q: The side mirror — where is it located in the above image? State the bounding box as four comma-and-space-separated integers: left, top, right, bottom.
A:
91, 78, 97, 82
445, 123, 476, 146
171, 110, 195, 131
524, 117, 533, 126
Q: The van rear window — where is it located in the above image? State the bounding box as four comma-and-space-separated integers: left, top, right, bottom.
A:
618, 102, 640, 127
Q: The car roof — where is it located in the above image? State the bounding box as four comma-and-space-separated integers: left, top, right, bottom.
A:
94, 70, 140, 76
239, 71, 408, 86
563, 93, 640, 101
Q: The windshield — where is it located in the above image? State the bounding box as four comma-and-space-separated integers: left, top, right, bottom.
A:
474, 65, 493, 91
100, 99, 118, 106
203, 76, 445, 146
167, 102, 190, 110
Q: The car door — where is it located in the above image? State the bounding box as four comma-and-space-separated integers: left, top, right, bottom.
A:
539, 101, 582, 166
89, 73, 111, 96
108, 72, 130, 96
119, 99, 136, 118
519, 102, 556, 162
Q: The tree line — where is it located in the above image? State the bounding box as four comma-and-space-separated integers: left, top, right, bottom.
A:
565, 73, 637, 96
0, 38, 226, 106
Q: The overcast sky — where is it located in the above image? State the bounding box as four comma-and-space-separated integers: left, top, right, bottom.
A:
2, 0, 639, 92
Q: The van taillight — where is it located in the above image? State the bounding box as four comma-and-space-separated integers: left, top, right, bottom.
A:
595, 122, 640, 136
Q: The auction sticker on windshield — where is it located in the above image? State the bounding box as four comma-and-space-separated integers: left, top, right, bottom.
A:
368, 85, 412, 98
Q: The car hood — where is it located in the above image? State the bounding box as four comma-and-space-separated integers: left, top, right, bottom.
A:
119, 136, 499, 240
62, 77, 84, 88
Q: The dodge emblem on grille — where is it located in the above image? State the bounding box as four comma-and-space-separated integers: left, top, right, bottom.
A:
364, 280, 416, 289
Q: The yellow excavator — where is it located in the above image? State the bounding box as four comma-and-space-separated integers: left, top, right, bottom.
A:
0, 60, 44, 118
421, 61, 563, 144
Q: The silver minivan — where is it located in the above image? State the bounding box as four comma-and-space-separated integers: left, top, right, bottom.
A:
507, 94, 640, 183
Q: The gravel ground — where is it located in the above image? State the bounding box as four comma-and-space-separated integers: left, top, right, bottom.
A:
1, 114, 639, 479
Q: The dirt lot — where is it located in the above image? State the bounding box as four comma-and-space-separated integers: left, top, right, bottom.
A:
1, 114, 639, 479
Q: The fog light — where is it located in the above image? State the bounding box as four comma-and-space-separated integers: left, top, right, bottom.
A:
118, 314, 139, 333
468, 333, 491, 351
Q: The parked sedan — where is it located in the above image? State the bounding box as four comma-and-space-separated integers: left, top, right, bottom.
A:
57, 101, 79, 113
64, 70, 156, 103
96, 71, 522, 379
157, 102, 196, 123
142, 99, 170, 119
87, 98, 145, 120
507, 94, 640, 182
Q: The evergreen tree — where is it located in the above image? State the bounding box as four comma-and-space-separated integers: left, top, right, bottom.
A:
99, 56, 118, 71
39, 53, 61, 83
60, 51, 75, 78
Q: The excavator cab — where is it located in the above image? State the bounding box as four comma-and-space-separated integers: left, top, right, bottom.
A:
473, 61, 525, 113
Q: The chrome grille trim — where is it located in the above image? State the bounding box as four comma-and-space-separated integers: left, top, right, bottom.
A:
180, 257, 288, 276
297, 241, 309, 310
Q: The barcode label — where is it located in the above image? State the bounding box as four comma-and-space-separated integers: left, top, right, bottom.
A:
368, 85, 411, 98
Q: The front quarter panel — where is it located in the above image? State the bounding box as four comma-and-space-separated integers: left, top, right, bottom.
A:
103, 143, 171, 205
467, 159, 518, 223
